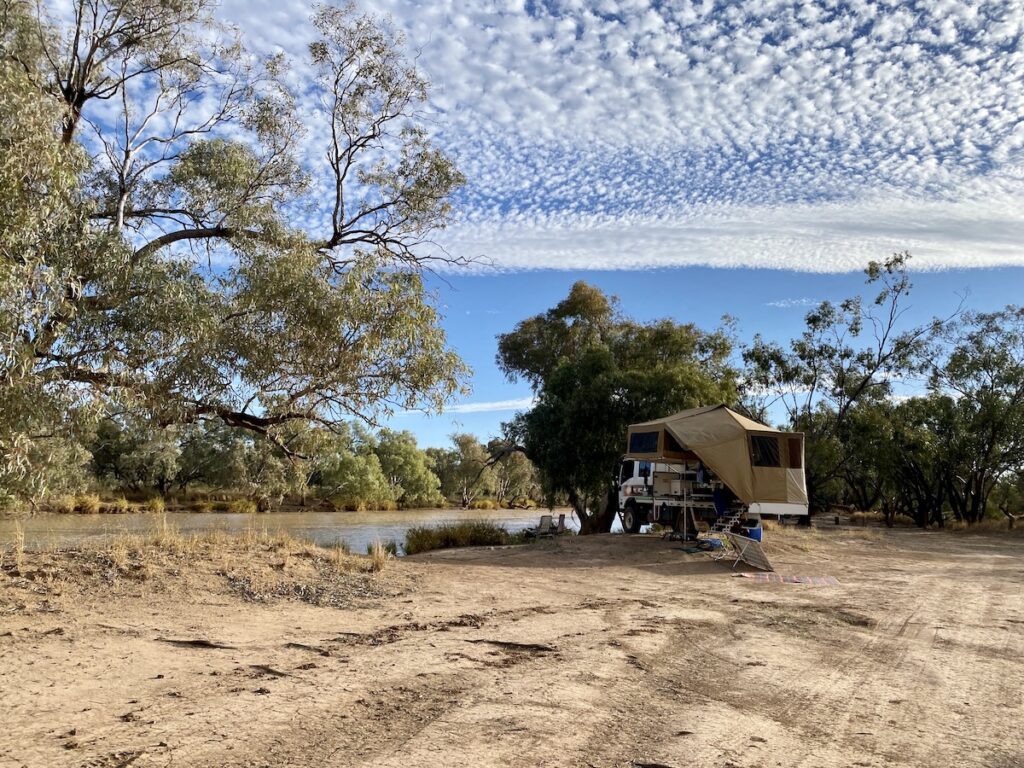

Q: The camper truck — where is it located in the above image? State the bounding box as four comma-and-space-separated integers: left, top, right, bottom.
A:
617, 405, 809, 538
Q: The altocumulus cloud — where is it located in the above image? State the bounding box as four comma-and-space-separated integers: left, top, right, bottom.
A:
220, 0, 1024, 272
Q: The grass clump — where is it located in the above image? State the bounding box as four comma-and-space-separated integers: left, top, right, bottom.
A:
227, 499, 257, 514
76, 493, 102, 515
404, 521, 523, 555
110, 496, 131, 514
148, 497, 166, 514
367, 540, 391, 572
468, 498, 499, 510
52, 494, 77, 514
366, 539, 398, 557
10, 521, 25, 571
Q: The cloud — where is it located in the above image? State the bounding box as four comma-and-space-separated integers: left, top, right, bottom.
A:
440, 397, 536, 414
765, 298, 820, 309
215, 0, 1024, 272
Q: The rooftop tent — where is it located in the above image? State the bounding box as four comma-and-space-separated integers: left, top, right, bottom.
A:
625, 405, 807, 507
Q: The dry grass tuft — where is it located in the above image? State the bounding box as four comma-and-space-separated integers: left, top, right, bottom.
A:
53, 494, 77, 514
108, 535, 133, 570
12, 521, 25, 572
368, 540, 389, 572
77, 494, 102, 515
148, 496, 166, 514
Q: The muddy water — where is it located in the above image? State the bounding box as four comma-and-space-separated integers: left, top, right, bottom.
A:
0, 507, 579, 554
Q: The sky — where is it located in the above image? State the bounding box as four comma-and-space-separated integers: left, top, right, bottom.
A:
210, 0, 1024, 447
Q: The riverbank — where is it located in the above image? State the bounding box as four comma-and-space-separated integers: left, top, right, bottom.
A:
3, 526, 1023, 767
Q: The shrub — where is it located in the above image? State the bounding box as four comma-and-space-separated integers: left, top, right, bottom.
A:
53, 494, 77, 514
404, 521, 522, 555
227, 499, 258, 514
76, 493, 102, 515
112, 497, 131, 514
469, 498, 499, 510
148, 497, 166, 514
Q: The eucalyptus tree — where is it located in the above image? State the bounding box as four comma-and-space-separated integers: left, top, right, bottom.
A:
499, 282, 737, 533
742, 253, 946, 514
931, 306, 1024, 524
0, 1, 468, 498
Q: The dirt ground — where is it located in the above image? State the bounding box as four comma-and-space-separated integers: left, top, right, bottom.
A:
2, 526, 1023, 768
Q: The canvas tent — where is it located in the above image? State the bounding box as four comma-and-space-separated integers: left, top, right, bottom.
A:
625, 405, 807, 508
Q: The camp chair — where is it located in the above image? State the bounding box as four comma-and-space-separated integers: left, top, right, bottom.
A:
722, 531, 774, 572
526, 514, 556, 538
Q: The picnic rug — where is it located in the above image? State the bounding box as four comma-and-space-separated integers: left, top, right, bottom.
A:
734, 573, 840, 586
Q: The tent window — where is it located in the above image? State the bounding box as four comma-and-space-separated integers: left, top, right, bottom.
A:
664, 431, 685, 453
751, 436, 781, 467
629, 431, 659, 454
787, 438, 803, 469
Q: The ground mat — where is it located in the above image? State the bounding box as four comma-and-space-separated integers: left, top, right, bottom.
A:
735, 573, 840, 585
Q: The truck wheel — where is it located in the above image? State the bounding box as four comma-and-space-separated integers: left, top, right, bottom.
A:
622, 502, 642, 534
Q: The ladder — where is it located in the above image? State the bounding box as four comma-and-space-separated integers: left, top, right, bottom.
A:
710, 510, 743, 533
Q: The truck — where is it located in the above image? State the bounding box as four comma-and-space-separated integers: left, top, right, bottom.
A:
617, 405, 809, 540
616, 458, 762, 539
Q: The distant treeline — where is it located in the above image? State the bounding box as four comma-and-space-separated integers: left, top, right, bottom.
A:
1, 423, 542, 513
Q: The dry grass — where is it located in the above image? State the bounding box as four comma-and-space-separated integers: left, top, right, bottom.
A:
148, 497, 166, 514
949, 517, 1022, 534
77, 494, 102, 515
12, 521, 25, 572
368, 540, 390, 572
53, 495, 77, 514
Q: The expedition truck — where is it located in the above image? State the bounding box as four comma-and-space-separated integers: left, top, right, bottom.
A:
618, 405, 809, 539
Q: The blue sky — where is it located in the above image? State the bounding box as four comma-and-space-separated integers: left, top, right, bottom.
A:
208, 1, 1024, 445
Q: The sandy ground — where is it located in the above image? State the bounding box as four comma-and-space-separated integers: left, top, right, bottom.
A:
2, 526, 1023, 768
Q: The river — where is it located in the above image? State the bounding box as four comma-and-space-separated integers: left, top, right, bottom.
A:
0, 507, 581, 555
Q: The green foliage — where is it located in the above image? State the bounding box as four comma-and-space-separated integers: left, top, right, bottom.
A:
403, 521, 523, 555
488, 438, 540, 504
374, 429, 444, 507
498, 282, 737, 533
318, 438, 397, 511
426, 434, 495, 507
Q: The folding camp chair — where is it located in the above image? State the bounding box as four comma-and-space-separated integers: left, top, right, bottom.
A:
722, 531, 774, 572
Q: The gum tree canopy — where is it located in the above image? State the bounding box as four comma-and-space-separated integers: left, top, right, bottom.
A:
0, 0, 467, 492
